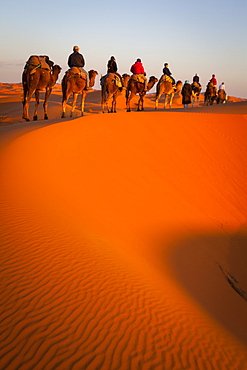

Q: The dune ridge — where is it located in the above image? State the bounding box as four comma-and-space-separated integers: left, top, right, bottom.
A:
0, 85, 247, 369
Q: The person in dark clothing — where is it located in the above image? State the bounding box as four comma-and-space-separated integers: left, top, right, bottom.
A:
181, 80, 192, 108
107, 56, 118, 73
68, 46, 85, 68
192, 74, 200, 84
163, 63, 172, 76
162, 63, 175, 85
68, 46, 89, 89
106, 56, 123, 89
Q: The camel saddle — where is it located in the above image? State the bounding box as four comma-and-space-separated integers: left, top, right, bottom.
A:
25, 55, 51, 74
192, 82, 201, 88
159, 75, 173, 84
67, 67, 87, 80
100, 73, 122, 87
130, 74, 146, 84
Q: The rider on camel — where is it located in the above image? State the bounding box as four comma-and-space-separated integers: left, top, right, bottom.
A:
192, 73, 200, 84
130, 59, 148, 91
163, 63, 176, 86
68, 46, 90, 90
107, 56, 123, 89
210, 74, 217, 95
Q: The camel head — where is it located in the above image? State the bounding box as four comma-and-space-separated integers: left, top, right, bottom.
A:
122, 73, 130, 88
51, 65, 62, 80
50, 65, 61, 86
147, 76, 158, 90
148, 76, 158, 83
88, 70, 98, 79
176, 80, 183, 92
52, 64, 62, 73
88, 70, 98, 87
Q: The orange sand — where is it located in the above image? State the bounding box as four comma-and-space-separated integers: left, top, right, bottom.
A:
0, 84, 247, 369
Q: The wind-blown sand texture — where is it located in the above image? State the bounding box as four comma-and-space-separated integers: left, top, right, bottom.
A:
0, 83, 247, 369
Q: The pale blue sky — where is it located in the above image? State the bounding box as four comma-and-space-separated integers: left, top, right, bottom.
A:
0, 0, 246, 97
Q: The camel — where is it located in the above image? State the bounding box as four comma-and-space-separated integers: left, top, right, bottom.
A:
126, 76, 158, 112
155, 78, 182, 109
101, 73, 130, 113
22, 63, 61, 121
61, 69, 98, 118
191, 82, 202, 107
204, 82, 217, 106
217, 89, 227, 104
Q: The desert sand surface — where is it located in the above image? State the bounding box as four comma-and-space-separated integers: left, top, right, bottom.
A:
0, 83, 247, 369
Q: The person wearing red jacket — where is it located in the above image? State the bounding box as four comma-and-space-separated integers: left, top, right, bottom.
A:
210, 74, 217, 86
210, 74, 217, 95
130, 58, 148, 90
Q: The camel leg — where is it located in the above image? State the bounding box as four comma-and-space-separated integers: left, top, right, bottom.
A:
104, 97, 109, 113
22, 97, 31, 121
105, 90, 114, 113
191, 93, 195, 107
112, 92, 118, 113
169, 93, 174, 109
126, 92, 135, 112
22, 88, 35, 121
62, 96, 69, 118
155, 93, 162, 109
101, 90, 106, 113
33, 90, 40, 120
103, 96, 110, 113
62, 87, 71, 118
107, 94, 113, 113
137, 95, 141, 111
164, 94, 168, 109
70, 93, 79, 117
43, 87, 52, 120
101, 85, 107, 113
137, 96, 141, 111
111, 96, 115, 113
101, 98, 105, 113
141, 94, 145, 111
138, 95, 144, 111
80, 91, 87, 116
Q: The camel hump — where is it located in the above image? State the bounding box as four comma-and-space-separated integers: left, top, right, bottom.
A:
26, 55, 50, 70
67, 67, 87, 79
107, 73, 122, 87
101, 73, 115, 84
130, 74, 145, 84
160, 75, 173, 84
192, 81, 201, 88
100, 73, 122, 87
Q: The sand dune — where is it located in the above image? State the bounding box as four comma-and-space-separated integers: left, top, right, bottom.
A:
0, 84, 247, 369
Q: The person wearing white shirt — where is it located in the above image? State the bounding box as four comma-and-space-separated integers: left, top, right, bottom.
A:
219, 82, 225, 90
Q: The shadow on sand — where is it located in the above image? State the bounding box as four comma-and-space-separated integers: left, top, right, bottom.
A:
158, 229, 247, 345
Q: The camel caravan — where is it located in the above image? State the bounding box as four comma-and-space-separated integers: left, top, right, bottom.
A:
21, 50, 227, 121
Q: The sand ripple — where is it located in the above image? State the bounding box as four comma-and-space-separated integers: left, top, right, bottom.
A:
1, 113, 247, 369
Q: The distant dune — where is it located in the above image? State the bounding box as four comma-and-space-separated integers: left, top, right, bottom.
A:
0, 83, 247, 369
